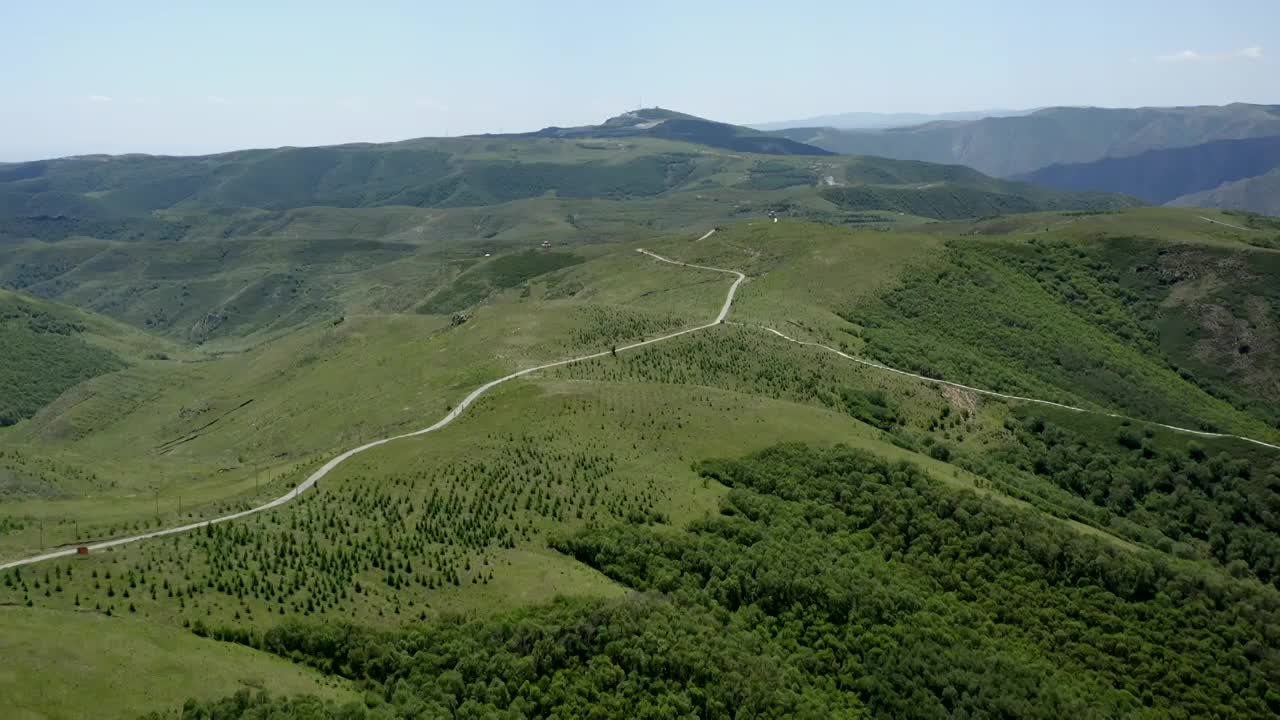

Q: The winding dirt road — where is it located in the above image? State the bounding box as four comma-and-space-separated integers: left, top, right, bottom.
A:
1199, 216, 1252, 232
0, 232, 741, 572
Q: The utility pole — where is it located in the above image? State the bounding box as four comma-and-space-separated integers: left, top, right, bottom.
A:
39, 519, 44, 550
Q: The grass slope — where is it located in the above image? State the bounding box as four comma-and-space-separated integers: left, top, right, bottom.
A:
0, 606, 352, 720
5, 207, 1280, 718
0, 238, 730, 559
0, 377, 953, 629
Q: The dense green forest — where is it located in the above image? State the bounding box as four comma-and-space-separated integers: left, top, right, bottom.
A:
0, 292, 122, 426
821, 185, 1043, 219
1082, 236, 1280, 428
969, 412, 1280, 586
0, 214, 189, 243
162, 444, 1280, 719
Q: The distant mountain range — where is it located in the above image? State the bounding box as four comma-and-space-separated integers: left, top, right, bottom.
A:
751, 109, 1034, 131
767, 103, 1280, 215
1017, 135, 1280, 205
774, 103, 1280, 177
1168, 167, 1280, 216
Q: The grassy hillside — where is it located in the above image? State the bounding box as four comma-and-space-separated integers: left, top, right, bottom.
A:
4, 134, 1277, 720
0, 606, 353, 719
0, 237, 736, 558
618, 213, 1277, 429
843, 236, 1277, 435
0, 138, 1137, 346
778, 103, 1280, 177
1019, 135, 1280, 205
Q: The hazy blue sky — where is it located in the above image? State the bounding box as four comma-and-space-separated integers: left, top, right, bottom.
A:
2, 0, 1276, 160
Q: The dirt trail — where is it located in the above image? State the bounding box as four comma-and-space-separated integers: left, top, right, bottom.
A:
1199, 215, 1251, 232
750, 324, 1280, 452
1, 231, 740, 571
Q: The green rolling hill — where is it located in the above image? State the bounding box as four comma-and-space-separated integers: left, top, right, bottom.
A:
0, 116, 1131, 220
4, 210, 1279, 719
0, 114, 1140, 345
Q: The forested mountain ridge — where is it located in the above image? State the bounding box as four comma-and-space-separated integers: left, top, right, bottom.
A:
0, 109, 1136, 222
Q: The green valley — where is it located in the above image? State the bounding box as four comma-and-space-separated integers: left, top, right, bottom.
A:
2, 106, 1279, 719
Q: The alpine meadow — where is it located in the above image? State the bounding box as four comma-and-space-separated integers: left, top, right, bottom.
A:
3, 4, 1280, 717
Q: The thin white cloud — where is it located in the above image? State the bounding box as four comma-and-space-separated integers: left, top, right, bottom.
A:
1156, 46, 1263, 62
1156, 50, 1201, 62
206, 95, 230, 105
88, 94, 112, 102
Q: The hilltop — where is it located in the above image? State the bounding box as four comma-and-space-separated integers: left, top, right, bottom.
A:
522, 108, 834, 155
